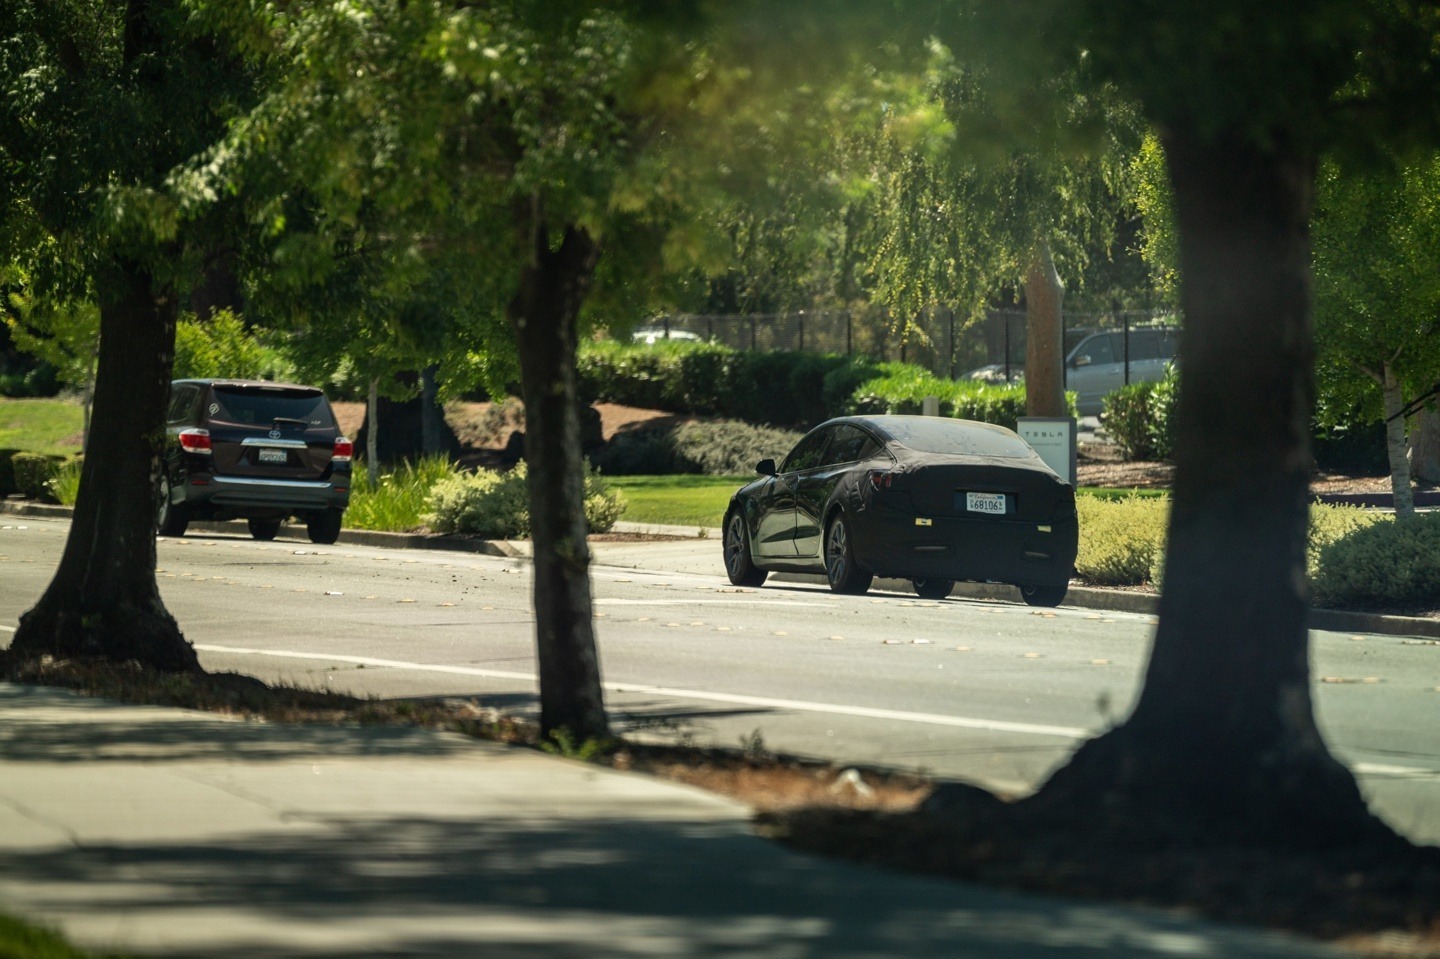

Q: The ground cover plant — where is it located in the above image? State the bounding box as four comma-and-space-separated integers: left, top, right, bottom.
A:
345, 455, 457, 531
425, 461, 625, 538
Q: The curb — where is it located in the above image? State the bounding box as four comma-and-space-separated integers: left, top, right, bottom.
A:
0, 500, 524, 559
1313, 490, 1440, 509
6, 499, 1438, 639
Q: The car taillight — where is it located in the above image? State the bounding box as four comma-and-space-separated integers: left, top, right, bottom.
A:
178, 428, 212, 454
868, 469, 895, 490
332, 437, 353, 463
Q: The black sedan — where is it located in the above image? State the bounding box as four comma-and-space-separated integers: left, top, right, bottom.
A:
722, 415, 1078, 606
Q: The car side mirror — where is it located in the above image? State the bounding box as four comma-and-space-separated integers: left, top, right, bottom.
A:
1071, 355, 1092, 368
756, 458, 777, 476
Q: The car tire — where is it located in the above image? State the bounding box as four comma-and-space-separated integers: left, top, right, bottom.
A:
1021, 581, 1069, 608
912, 577, 954, 600
825, 512, 872, 595
306, 509, 343, 545
248, 518, 283, 541
723, 510, 768, 587
155, 473, 189, 537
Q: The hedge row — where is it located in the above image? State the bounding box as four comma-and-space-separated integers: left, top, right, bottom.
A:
594, 420, 804, 476
1076, 496, 1435, 608
0, 449, 74, 502
578, 341, 879, 428
579, 341, 1076, 432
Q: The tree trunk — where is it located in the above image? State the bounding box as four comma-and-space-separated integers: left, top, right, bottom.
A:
1410, 405, 1440, 485
507, 213, 609, 742
1020, 132, 1396, 849
1024, 237, 1065, 418
11, 258, 197, 672
1382, 365, 1415, 520
420, 365, 443, 455
366, 376, 380, 487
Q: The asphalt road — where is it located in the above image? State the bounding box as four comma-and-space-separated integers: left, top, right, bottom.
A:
3, 515, 1439, 844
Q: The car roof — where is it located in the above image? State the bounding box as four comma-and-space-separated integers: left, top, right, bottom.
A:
824, 414, 1020, 441
173, 378, 326, 393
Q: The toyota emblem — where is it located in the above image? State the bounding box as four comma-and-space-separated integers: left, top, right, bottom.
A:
268, 429, 282, 439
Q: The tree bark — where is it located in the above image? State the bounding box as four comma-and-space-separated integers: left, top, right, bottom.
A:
507, 213, 609, 742
1410, 405, 1440, 485
1020, 132, 1395, 849
11, 258, 197, 672
1024, 237, 1066, 418
1382, 365, 1415, 520
366, 376, 380, 487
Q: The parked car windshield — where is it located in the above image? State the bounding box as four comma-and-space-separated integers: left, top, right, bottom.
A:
209, 386, 335, 428
878, 418, 1034, 458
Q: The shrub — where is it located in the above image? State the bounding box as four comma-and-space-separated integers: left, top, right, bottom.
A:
0, 448, 21, 496
594, 419, 803, 475
578, 341, 889, 428
848, 367, 1074, 431
1311, 513, 1440, 609
10, 451, 66, 502
1102, 369, 1177, 461
347, 454, 458, 531
425, 461, 625, 537
1074, 494, 1169, 586
46, 456, 83, 506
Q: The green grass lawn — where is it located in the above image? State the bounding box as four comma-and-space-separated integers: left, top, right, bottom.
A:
0, 914, 129, 958
605, 475, 1170, 530
1077, 486, 1169, 500
607, 474, 747, 528
0, 398, 84, 455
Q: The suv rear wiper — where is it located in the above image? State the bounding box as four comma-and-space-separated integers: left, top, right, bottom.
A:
272, 417, 310, 428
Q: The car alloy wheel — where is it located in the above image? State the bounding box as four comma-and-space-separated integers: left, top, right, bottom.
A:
824, 513, 872, 595
155, 474, 189, 537
723, 511, 767, 587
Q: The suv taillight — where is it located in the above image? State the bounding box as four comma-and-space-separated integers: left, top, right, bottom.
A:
178, 428, 212, 454
332, 437, 353, 463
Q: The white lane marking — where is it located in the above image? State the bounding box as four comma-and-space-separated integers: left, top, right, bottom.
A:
1355, 762, 1440, 779
0, 624, 14, 633
194, 643, 1089, 739
594, 598, 835, 608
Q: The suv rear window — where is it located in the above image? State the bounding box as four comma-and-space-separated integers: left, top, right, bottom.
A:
208, 386, 335, 428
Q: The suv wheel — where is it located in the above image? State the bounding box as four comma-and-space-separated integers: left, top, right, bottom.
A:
306, 509, 343, 545
156, 474, 189, 537
247, 518, 283, 541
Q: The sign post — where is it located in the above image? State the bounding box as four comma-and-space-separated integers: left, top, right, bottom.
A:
1017, 417, 1077, 486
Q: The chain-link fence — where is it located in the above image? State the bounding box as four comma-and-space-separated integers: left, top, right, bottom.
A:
641, 307, 1179, 383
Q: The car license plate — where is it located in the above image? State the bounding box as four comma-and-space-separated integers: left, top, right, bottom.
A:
965, 492, 1008, 515
257, 448, 288, 465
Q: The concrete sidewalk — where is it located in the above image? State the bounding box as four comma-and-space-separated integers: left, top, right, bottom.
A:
0, 682, 1348, 958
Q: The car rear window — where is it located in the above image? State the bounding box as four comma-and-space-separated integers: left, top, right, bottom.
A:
879, 418, 1034, 458
208, 386, 335, 428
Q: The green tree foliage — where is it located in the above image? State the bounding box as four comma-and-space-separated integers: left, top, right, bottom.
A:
1313, 154, 1440, 518
0, 0, 257, 671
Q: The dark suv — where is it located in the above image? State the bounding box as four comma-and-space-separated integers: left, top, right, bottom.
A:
158, 379, 352, 543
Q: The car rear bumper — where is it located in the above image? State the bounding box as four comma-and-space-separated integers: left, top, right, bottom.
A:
182, 473, 350, 516
852, 510, 1077, 587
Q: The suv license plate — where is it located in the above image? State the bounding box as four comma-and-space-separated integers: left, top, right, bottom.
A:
965, 492, 1007, 515
257, 449, 288, 465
